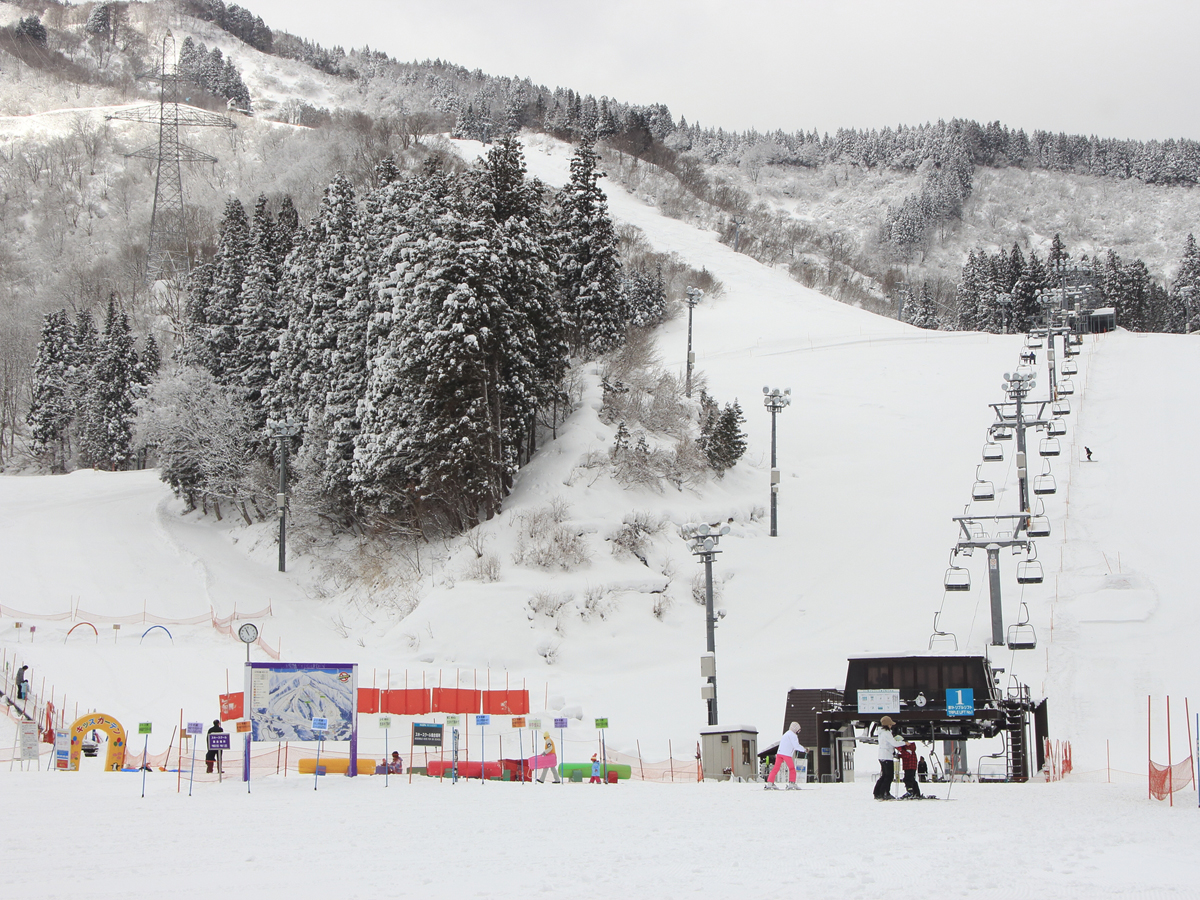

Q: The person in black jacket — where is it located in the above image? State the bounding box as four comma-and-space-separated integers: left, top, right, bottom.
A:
205, 719, 224, 774
15, 664, 28, 700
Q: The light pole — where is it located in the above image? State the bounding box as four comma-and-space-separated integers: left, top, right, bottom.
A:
683, 522, 729, 726
684, 287, 703, 398
268, 419, 302, 572
762, 387, 791, 537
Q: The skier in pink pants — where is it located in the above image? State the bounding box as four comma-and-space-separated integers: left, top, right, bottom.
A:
766, 722, 806, 789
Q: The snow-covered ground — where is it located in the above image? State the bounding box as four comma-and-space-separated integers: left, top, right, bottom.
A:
2, 134, 1198, 896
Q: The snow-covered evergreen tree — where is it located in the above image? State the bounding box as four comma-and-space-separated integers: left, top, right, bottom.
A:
27, 310, 76, 471
700, 400, 747, 475
231, 195, 280, 433
555, 142, 622, 355
1167, 234, 1200, 333
77, 297, 139, 471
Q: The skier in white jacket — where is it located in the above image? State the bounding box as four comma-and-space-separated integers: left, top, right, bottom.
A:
873, 715, 905, 800
766, 722, 807, 789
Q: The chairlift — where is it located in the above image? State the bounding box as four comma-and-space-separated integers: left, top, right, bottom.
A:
944, 551, 971, 592
1033, 471, 1057, 496
1027, 516, 1051, 538
1025, 334, 1044, 349
1052, 399, 1071, 417
1039, 437, 1061, 457
982, 441, 1004, 462
1047, 418, 1066, 437
1006, 602, 1037, 649
1061, 360, 1078, 376
1058, 378, 1075, 396
1020, 350, 1036, 365
971, 466, 995, 502
991, 425, 1014, 441
928, 612, 959, 651
1016, 558, 1044, 584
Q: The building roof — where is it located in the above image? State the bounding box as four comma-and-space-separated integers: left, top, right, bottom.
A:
699, 724, 758, 735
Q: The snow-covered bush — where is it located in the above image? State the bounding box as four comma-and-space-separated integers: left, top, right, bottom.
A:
609, 511, 666, 564
512, 506, 591, 571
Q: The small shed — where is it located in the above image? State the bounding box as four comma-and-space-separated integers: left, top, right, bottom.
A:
700, 725, 758, 781
1088, 307, 1116, 333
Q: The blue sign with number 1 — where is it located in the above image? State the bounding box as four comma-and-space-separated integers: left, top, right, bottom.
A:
946, 689, 975, 716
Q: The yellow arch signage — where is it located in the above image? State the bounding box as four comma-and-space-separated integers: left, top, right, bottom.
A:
68, 713, 126, 772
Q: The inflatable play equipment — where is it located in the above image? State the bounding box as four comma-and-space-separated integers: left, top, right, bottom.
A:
67, 713, 126, 771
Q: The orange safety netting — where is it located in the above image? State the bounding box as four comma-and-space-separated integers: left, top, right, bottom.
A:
1149, 757, 1194, 800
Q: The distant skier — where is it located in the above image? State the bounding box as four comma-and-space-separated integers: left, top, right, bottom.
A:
534, 732, 560, 783
205, 719, 224, 774
590, 754, 602, 783
917, 755, 928, 783
766, 722, 806, 790
15, 664, 28, 700
1085, 446, 1093, 461
873, 716, 905, 800
898, 741, 923, 798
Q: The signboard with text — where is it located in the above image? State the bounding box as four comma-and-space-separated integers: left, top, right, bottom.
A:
553, 717, 569, 729
245, 662, 357, 742
413, 723, 443, 747
208, 733, 231, 751
857, 690, 901, 715
946, 689, 975, 717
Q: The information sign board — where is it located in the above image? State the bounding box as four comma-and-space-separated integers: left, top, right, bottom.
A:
413, 723, 443, 747
594, 718, 609, 729
528, 718, 541, 730
208, 733, 231, 751
946, 689, 975, 717
445, 715, 460, 727
138, 722, 152, 735
19, 722, 38, 760
311, 717, 329, 733
378, 716, 392, 729
553, 717, 569, 729
246, 662, 356, 742
236, 721, 252, 733
55, 731, 70, 770
512, 717, 526, 728
475, 714, 491, 726
186, 721, 203, 735
857, 690, 901, 715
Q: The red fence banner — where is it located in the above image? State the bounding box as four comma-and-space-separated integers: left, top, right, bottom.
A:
431, 688, 481, 714
358, 688, 380, 714
382, 689, 432, 716
219, 692, 244, 721
482, 690, 530, 715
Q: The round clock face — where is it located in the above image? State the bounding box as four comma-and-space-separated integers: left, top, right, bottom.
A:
238, 623, 259, 644
915, 694, 927, 707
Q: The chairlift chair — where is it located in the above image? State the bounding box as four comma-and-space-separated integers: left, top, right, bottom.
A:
1006, 603, 1037, 649
1052, 399, 1071, 417
991, 425, 1014, 441
1047, 418, 1066, 437
982, 441, 1004, 462
971, 466, 995, 502
1033, 472, 1057, 496
1058, 378, 1075, 395
1016, 559, 1044, 584
1039, 437, 1061, 457
1027, 516, 1051, 538
944, 551, 971, 592
928, 612, 959, 651
1025, 335, 1044, 349
1061, 360, 1078, 376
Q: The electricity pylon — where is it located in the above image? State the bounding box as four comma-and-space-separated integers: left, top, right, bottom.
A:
107, 34, 236, 283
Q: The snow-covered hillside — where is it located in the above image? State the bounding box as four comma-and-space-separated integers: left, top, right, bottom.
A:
3, 134, 1196, 790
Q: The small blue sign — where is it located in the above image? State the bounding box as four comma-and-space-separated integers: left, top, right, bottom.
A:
311, 717, 329, 732
553, 717, 569, 729
208, 733, 231, 751
946, 689, 975, 717
475, 714, 491, 726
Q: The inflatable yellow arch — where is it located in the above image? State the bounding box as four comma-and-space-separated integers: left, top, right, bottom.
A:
68, 713, 127, 772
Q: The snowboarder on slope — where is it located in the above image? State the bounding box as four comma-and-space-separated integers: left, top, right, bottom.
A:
874, 716, 905, 800
535, 732, 561, 783
766, 722, 806, 789
898, 741, 923, 798
1085, 446, 1093, 461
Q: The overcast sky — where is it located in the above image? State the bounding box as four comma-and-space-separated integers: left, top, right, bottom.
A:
240, 0, 1199, 141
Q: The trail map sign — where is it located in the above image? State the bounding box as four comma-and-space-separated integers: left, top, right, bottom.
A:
946, 689, 975, 717
245, 663, 357, 742
857, 690, 901, 715
413, 723, 443, 747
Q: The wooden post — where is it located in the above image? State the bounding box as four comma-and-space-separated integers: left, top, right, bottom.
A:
176, 709, 184, 793
1148, 695, 1152, 800
1187, 698, 1195, 793
1168, 696, 1174, 806
669, 740, 675, 783
636, 740, 646, 781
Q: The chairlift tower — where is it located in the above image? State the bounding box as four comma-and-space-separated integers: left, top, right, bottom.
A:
763, 387, 791, 537
106, 34, 236, 283
684, 287, 702, 398
683, 522, 730, 725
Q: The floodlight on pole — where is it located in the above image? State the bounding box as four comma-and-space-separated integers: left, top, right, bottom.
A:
268, 419, 302, 572
684, 287, 703, 398
763, 387, 791, 537
683, 522, 730, 726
